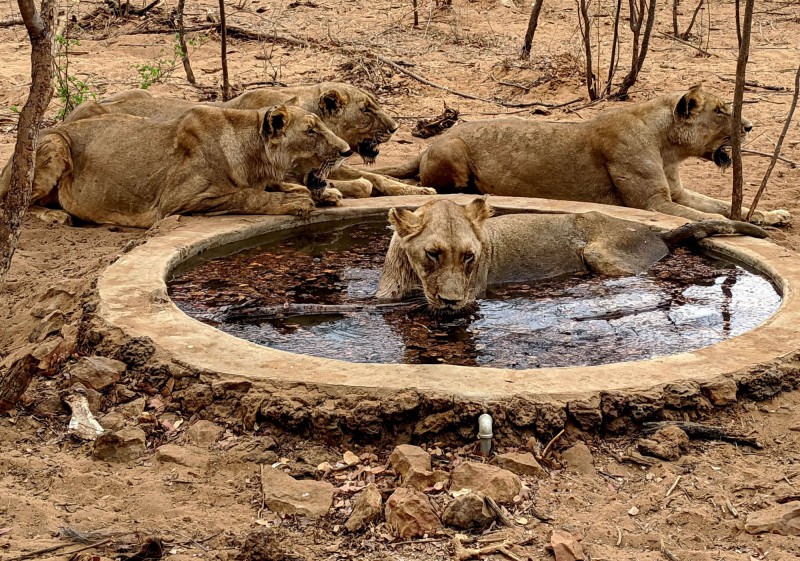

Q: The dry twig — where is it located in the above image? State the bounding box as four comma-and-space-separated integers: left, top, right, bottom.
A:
746, 62, 800, 221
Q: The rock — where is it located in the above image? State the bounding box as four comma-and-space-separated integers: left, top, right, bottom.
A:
68, 383, 104, 414
389, 444, 431, 475
28, 310, 66, 343
389, 444, 447, 490
744, 501, 800, 536
441, 492, 495, 530
404, 468, 450, 491
236, 527, 297, 561
66, 356, 126, 391
547, 527, 586, 561
344, 483, 383, 532
99, 411, 127, 431
385, 487, 442, 539
637, 426, 689, 461
178, 384, 213, 413
185, 420, 224, 447
701, 378, 738, 406
261, 466, 333, 518
93, 427, 146, 462
64, 393, 104, 440
118, 397, 146, 418
155, 444, 208, 468
493, 451, 546, 478
450, 462, 522, 504
561, 443, 595, 475
117, 336, 156, 367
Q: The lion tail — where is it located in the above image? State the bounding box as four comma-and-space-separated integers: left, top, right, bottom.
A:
371, 152, 424, 180
660, 220, 768, 248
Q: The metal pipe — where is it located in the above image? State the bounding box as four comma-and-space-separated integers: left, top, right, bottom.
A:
477, 413, 493, 455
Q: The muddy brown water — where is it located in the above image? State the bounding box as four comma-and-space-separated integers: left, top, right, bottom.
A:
168, 219, 781, 369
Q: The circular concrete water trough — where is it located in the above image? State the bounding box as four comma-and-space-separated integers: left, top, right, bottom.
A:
96, 195, 800, 439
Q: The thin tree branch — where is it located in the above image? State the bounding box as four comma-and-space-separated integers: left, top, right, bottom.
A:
746, 62, 800, 221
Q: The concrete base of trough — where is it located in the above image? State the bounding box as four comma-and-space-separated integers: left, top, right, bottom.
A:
95, 195, 800, 441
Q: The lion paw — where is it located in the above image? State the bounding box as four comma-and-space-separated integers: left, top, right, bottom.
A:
277, 192, 315, 216
419, 187, 438, 196
751, 209, 791, 226
30, 207, 72, 226
312, 187, 343, 207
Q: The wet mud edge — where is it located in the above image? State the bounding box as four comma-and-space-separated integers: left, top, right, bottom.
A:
92, 195, 800, 443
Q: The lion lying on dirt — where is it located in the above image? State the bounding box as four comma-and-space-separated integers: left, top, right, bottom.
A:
66, 83, 435, 199
0, 104, 351, 228
376, 198, 767, 312
373, 85, 790, 226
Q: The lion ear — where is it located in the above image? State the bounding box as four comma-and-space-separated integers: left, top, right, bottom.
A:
675, 87, 703, 119
319, 90, 345, 116
261, 105, 290, 138
464, 196, 493, 225
283, 96, 300, 106
388, 208, 422, 238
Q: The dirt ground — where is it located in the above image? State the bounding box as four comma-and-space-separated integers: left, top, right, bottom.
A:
1, 0, 800, 559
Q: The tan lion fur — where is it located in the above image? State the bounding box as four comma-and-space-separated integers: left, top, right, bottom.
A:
376, 198, 767, 312
0, 104, 352, 228
66, 83, 436, 199
373, 86, 790, 226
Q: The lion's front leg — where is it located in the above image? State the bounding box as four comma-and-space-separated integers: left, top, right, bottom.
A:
330, 166, 438, 197
180, 185, 315, 217
674, 189, 791, 226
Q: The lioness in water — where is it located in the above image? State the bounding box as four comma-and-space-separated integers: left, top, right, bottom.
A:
376, 198, 767, 312
66, 83, 435, 198
373, 86, 790, 226
0, 104, 350, 228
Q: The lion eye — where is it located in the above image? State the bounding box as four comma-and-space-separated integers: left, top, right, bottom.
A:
426, 250, 440, 262
463, 252, 475, 263
307, 128, 316, 136
715, 107, 726, 116
363, 106, 372, 114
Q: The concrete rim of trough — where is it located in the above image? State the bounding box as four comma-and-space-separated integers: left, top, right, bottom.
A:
96, 195, 800, 404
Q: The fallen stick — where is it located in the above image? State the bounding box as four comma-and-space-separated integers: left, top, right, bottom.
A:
642, 421, 763, 448
742, 148, 798, 167
0, 16, 24, 26
483, 496, 515, 527
452, 537, 522, 561
541, 428, 565, 460
658, 31, 716, 57
716, 75, 789, 92
6, 538, 112, 561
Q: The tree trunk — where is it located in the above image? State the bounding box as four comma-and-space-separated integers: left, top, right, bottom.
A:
615, 0, 655, 98
521, 0, 545, 59
219, 0, 231, 100
0, 0, 56, 281
177, 0, 196, 85
730, 0, 754, 221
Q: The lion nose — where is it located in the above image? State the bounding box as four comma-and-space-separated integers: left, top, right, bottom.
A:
440, 297, 460, 307
340, 149, 354, 157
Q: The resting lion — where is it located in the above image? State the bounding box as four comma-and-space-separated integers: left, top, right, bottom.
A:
0, 104, 351, 228
66, 83, 435, 199
373, 86, 790, 226
376, 198, 767, 312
